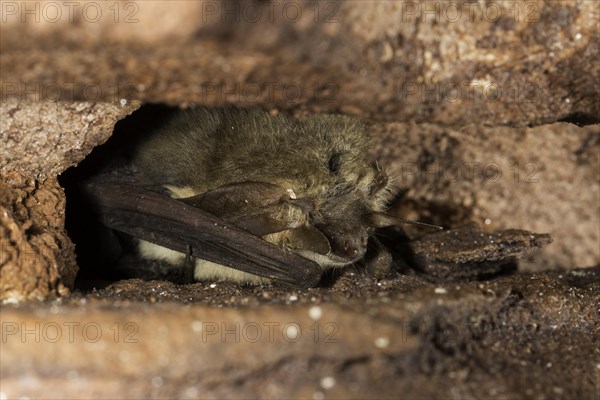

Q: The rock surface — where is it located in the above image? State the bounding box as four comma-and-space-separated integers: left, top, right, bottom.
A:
409, 225, 552, 278
1, 267, 599, 399
0, 100, 139, 301
0, 99, 140, 179
370, 121, 600, 270
1, 1, 598, 125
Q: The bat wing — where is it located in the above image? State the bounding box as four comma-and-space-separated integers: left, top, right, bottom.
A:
180, 181, 331, 254
84, 176, 323, 288
180, 181, 307, 236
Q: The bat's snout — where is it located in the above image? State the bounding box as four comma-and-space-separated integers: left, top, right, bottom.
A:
319, 226, 368, 263
342, 235, 368, 259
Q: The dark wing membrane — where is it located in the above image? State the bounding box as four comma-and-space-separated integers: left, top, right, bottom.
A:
84, 180, 322, 288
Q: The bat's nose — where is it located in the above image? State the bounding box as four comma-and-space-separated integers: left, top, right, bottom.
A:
316, 224, 369, 262
343, 234, 368, 259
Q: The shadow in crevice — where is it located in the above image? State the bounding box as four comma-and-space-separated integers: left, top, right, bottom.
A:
59, 104, 180, 289
558, 112, 600, 127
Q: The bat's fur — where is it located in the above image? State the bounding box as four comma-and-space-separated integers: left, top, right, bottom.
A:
133, 107, 396, 283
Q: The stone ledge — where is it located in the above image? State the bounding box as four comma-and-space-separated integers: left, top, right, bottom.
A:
1, 267, 598, 398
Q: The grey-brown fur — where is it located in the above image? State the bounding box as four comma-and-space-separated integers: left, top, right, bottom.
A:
134, 108, 386, 201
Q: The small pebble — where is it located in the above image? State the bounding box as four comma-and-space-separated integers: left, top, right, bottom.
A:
434, 287, 448, 294
553, 387, 564, 395
191, 321, 202, 332
284, 324, 300, 340
374, 336, 390, 348
320, 376, 336, 390
309, 306, 322, 320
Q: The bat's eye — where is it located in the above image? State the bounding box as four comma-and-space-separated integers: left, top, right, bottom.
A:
328, 153, 342, 175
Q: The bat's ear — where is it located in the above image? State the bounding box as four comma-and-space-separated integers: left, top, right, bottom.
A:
179, 181, 316, 237
284, 226, 331, 255
232, 212, 300, 237
368, 212, 443, 231
179, 181, 292, 216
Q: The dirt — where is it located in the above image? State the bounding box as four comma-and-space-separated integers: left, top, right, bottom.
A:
2, 266, 599, 399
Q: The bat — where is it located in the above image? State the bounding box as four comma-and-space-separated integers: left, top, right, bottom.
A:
84, 107, 442, 288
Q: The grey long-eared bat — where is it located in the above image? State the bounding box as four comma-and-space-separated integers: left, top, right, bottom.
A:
85, 107, 441, 287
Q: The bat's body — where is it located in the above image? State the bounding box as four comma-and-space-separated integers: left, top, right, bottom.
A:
130, 107, 396, 283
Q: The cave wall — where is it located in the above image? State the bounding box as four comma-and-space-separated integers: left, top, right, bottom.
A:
1, 0, 598, 124
0, 100, 140, 301
0, 0, 598, 301
370, 121, 599, 270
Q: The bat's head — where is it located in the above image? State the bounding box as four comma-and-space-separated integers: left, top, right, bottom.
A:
289, 167, 394, 267
272, 114, 397, 267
